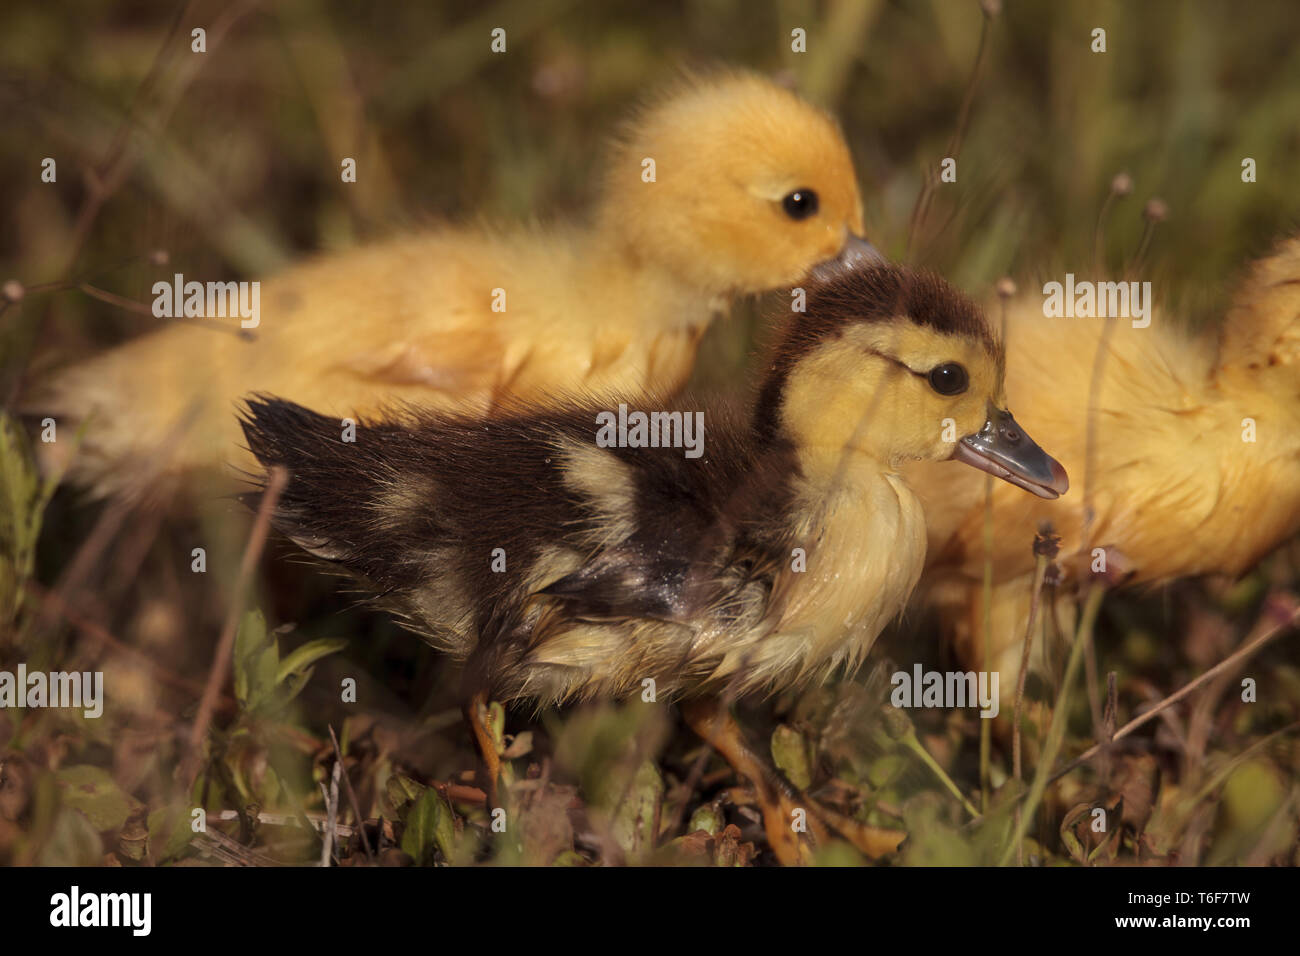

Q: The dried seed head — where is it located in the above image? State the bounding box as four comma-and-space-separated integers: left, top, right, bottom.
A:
878, 703, 914, 741
1143, 198, 1168, 223
1033, 529, 1062, 560
996, 277, 1017, 299
1261, 591, 1300, 628
1110, 172, 1134, 196
1, 280, 23, 303
148, 249, 170, 266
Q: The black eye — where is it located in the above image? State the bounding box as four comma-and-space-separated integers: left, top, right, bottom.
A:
928, 362, 968, 396
781, 189, 819, 220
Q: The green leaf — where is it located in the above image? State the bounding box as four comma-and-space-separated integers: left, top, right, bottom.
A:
54, 765, 137, 832
38, 808, 104, 866
0, 412, 74, 627
610, 760, 663, 859
233, 609, 284, 713
233, 609, 269, 707
1208, 758, 1290, 864
276, 638, 347, 685
276, 668, 315, 709
400, 787, 455, 866
386, 773, 428, 819
771, 724, 812, 791
688, 803, 723, 836
147, 805, 196, 863
248, 644, 280, 711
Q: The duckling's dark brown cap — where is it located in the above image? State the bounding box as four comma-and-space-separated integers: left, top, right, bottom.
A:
796, 263, 997, 353
754, 263, 1001, 441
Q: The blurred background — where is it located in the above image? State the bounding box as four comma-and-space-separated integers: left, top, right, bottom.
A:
1, 0, 1298, 866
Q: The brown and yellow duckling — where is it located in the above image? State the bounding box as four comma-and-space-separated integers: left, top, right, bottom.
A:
239, 262, 1068, 863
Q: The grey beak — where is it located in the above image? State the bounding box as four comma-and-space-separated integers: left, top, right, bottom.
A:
952, 406, 1070, 500
809, 233, 885, 282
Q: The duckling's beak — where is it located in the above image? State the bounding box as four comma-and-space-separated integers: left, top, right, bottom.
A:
953, 406, 1070, 499
809, 233, 884, 282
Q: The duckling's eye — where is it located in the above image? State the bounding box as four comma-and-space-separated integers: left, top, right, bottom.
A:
781, 189, 819, 220
928, 362, 969, 396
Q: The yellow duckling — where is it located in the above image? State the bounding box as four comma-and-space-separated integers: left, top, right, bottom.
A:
906, 236, 1300, 701
34, 70, 873, 495
239, 262, 1067, 863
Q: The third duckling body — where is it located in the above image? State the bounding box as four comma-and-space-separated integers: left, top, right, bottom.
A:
906, 236, 1300, 702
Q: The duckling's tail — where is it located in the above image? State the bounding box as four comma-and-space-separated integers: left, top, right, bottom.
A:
239, 396, 449, 595
239, 396, 370, 564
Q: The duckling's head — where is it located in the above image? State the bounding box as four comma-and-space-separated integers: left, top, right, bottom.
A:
757, 264, 1069, 499
597, 70, 869, 296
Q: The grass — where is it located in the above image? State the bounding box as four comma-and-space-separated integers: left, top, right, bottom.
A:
0, 0, 1298, 866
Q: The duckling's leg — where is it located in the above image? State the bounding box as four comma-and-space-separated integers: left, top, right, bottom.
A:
464, 689, 502, 810
682, 698, 825, 865
682, 698, 906, 864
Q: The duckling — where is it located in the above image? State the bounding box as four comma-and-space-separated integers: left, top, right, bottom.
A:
239, 262, 1068, 863
905, 235, 1300, 705
33, 70, 872, 495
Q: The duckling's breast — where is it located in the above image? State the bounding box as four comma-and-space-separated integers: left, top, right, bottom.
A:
702, 464, 928, 696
